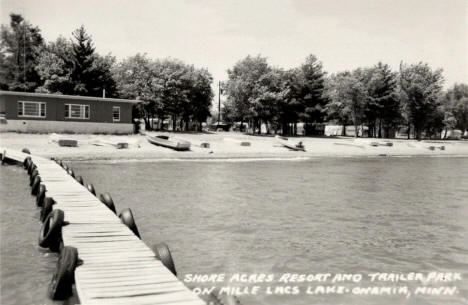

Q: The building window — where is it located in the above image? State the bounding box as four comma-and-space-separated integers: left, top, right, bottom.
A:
65, 104, 90, 119
113, 106, 120, 122
17, 101, 46, 118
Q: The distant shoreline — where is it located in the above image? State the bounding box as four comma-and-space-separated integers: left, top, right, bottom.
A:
1, 132, 467, 162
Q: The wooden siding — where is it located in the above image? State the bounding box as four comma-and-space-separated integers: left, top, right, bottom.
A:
1, 94, 133, 124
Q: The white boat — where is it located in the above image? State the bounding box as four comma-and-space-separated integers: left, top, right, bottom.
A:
147, 135, 191, 151
275, 135, 305, 151
94, 138, 129, 149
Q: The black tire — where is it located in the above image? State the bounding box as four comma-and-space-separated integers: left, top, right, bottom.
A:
48, 246, 78, 300
31, 175, 41, 195
22, 148, 31, 154
36, 184, 47, 207
67, 168, 75, 178
153, 243, 176, 276
28, 163, 36, 176
39, 209, 64, 250
30, 169, 39, 186
86, 183, 96, 195
41, 197, 55, 223
118, 208, 140, 238
99, 193, 116, 214
23, 157, 31, 169
75, 175, 84, 185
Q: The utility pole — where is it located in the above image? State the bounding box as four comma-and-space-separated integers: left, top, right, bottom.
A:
217, 81, 221, 130
23, 21, 26, 92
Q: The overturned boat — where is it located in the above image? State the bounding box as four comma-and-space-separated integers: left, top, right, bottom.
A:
49, 133, 78, 147
223, 137, 251, 146
147, 135, 191, 151
93, 138, 129, 149
275, 135, 305, 151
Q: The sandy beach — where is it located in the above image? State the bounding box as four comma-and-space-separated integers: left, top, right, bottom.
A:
1, 132, 468, 161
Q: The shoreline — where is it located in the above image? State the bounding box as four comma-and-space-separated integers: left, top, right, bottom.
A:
56, 153, 468, 163
1, 132, 467, 162
66, 156, 468, 165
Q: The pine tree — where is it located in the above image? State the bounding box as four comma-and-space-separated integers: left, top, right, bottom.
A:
70, 26, 96, 95
299, 55, 327, 125
369, 62, 400, 137
69, 26, 116, 97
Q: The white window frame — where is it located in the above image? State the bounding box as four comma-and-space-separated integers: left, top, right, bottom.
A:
65, 104, 90, 120
113, 106, 120, 122
18, 101, 46, 118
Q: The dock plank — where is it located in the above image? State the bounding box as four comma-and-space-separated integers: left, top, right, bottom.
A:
1, 148, 204, 305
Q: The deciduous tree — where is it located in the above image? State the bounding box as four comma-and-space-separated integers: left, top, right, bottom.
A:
35, 37, 74, 94
441, 83, 468, 136
225, 55, 271, 133
113, 55, 213, 130
0, 13, 44, 91
325, 72, 368, 137
399, 62, 444, 140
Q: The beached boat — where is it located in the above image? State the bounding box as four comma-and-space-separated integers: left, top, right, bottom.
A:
370, 141, 393, 147
49, 133, 78, 147
147, 135, 191, 151
275, 135, 305, 151
90, 136, 140, 148
191, 140, 210, 148
92, 137, 129, 149
428, 145, 445, 151
100, 139, 128, 149
223, 137, 251, 146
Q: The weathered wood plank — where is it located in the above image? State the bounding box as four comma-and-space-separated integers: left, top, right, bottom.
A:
3, 148, 204, 305
76, 270, 173, 280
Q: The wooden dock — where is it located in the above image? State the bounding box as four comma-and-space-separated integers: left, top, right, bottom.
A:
1, 147, 205, 305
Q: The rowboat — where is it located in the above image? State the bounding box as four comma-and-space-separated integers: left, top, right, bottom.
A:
147, 135, 191, 151
275, 135, 305, 151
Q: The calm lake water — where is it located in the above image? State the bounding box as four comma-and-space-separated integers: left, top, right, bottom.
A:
1, 157, 468, 305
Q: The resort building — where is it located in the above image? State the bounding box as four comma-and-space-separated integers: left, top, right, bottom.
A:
0, 91, 137, 134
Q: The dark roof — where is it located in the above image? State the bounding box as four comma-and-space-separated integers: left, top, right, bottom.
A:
0, 90, 138, 104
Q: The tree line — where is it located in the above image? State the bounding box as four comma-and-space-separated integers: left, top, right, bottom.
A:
0, 14, 213, 131
223, 54, 327, 135
222, 56, 468, 139
1, 14, 467, 138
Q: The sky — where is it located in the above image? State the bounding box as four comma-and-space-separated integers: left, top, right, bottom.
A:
1, 0, 467, 101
